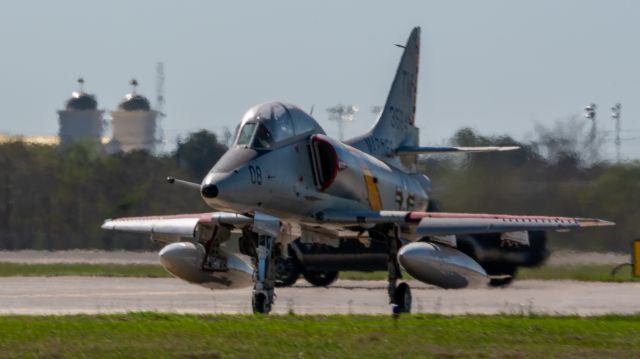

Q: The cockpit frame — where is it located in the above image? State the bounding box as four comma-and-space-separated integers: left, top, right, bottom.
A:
233, 102, 325, 150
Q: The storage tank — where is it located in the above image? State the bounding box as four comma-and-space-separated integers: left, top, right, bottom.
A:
108, 79, 159, 153
57, 79, 104, 145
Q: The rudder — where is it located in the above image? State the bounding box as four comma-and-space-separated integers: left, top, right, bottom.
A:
348, 27, 421, 169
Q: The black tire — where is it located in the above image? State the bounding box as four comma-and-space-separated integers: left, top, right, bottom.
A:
274, 257, 300, 288
252, 292, 271, 314
302, 270, 339, 287
487, 265, 517, 287
393, 282, 412, 313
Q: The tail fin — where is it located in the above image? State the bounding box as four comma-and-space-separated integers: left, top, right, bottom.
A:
348, 27, 421, 169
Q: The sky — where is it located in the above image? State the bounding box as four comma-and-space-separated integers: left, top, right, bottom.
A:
0, 0, 638, 158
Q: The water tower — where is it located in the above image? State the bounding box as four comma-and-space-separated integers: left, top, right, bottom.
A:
108, 79, 159, 153
57, 78, 104, 145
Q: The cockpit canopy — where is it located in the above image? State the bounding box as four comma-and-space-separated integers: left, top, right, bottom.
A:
235, 102, 325, 150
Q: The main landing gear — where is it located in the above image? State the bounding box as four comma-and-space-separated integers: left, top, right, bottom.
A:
252, 235, 276, 314
250, 230, 413, 315
387, 233, 412, 313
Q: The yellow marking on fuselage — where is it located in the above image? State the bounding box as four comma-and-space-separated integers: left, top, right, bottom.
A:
361, 164, 382, 211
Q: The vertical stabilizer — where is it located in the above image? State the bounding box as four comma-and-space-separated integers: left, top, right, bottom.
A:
348, 27, 421, 170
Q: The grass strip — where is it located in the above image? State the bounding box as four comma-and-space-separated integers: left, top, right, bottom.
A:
0, 313, 638, 358
0, 262, 170, 278
0, 263, 637, 283
518, 264, 639, 282
344, 264, 640, 282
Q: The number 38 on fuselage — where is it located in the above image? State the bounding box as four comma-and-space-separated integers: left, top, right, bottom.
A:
201, 101, 431, 220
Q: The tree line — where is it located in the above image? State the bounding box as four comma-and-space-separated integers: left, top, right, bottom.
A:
422, 117, 639, 252
0, 130, 225, 250
0, 119, 637, 251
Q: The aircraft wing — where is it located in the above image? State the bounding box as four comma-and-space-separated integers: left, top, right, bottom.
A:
395, 146, 520, 154
101, 212, 252, 239
316, 210, 614, 237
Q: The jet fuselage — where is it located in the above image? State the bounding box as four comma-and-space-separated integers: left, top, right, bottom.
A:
201, 120, 430, 224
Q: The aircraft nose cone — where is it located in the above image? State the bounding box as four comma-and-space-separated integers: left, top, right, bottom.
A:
201, 184, 219, 198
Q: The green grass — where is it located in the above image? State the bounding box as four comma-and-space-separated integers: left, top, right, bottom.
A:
344, 264, 640, 282
339, 271, 389, 281
0, 263, 637, 283
0, 262, 170, 278
0, 313, 638, 358
519, 264, 640, 282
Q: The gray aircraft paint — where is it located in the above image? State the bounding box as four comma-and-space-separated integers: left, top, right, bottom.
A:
102, 28, 613, 312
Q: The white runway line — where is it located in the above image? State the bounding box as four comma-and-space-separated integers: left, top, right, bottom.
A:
0, 277, 639, 315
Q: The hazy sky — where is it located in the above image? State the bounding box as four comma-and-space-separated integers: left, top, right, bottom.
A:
1, 1, 638, 158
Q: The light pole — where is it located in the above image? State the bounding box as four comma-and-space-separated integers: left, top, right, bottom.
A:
584, 103, 597, 145
327, 104, 358, 140
611, 103, 622, 163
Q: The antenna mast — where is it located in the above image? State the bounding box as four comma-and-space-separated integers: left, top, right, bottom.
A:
77, 77, 85, 92
129, 78, 139, 94
155, 62, 166, 152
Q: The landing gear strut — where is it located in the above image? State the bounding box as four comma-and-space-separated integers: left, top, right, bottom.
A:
252, 235, 276, 314
387, 232, 411, 313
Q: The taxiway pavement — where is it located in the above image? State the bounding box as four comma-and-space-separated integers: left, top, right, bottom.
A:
0, 277, 638, 315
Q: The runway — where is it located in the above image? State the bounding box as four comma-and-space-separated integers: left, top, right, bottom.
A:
1, 277, 639, 315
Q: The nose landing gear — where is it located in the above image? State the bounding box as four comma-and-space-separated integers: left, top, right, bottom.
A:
252, 235, 276, 314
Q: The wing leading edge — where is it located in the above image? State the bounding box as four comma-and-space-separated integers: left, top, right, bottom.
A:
395, 146, 520, 155
101, 212, 252, 239
315, 210, 614, 237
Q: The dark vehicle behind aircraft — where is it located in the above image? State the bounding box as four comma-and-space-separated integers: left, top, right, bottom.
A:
275, 230, 548, 288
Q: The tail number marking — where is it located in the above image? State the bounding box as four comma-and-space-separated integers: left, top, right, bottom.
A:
249, 165, 262, 185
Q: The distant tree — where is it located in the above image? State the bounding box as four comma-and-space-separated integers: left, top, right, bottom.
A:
450, 127, 540, 167
532, 115, 607, 167
0, 126, 633, 252
174, 130, 228, 180
222, 127, 235, 148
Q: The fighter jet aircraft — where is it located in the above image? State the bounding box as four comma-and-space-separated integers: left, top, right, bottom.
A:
102, 27, 613, 314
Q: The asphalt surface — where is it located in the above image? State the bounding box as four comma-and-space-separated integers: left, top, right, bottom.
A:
1, 277, 638, 316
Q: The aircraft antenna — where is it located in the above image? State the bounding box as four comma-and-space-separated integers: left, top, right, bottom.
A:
327, 104, 358, 140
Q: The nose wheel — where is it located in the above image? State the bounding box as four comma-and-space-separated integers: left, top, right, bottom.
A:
252, 235, 276, 314
252, 292, 271, 314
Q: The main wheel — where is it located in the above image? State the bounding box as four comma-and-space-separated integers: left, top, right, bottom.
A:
487, 265, 517, 287
252, 292, 271, 314
274, 257, 300, 287
302, 270, 339, 287
393, 282, 412, 313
